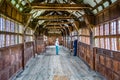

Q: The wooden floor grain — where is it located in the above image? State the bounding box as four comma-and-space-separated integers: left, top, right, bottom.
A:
13, 46, 106, 80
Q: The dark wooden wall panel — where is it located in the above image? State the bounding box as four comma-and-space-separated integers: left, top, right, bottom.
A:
98, 13, 103, 24
0, 42, 34, 80
6, 4, 12, 17
93, 48, 120, 80
24, 42, 34, 65
0, 1, 23, 23
110, 5, 120, 20
0, 1, 6, 13
77, 42, 120, 80
104, 10, 109, 22
77, 42, 93, 69
96, 2, 120, 25
0, 44, 23, 80
93, 2, 120, 80
36, 36, 45, 54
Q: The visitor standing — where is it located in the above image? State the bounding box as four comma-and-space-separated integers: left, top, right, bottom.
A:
55, 38, 59, 55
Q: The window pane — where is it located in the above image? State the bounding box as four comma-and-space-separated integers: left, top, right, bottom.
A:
6, 19, 10, 32
30, 36, 33, 41
0, 17, 5, 31
105, 23, 109, 35
105, 38, 110, 49
11, 35, 14, 45
118, 38, 120, 51
100, 25, 103, 35
1, 34, 5, 47
11, 21, 15, 32
118, 20, 120, 34
19, 24, 23, 33
15, 35, 18, 44
94, 26, 99, 36
0, 17, 2, 31
100, 38, 104, 48
0, 34, 1, 47
19, 35, 22, 43
0, 14, 25, 46
6, 35, 10, 46
15, 22, 18, 33
95, 38, 99, 47
111, 21, 116, 35
111, 38, 117, 51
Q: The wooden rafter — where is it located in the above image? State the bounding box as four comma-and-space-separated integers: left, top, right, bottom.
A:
31, 3, 91, 11
37, 15, 75, 20
46, 27, 61, 29
43, 21, 72, 25
45, 25, 71, 34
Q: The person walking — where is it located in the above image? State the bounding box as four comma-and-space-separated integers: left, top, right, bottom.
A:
55, 38, 59, 55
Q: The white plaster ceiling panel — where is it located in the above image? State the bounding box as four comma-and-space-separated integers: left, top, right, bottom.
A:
111, 0, 117, 3
103, 1, 109, 8
98, 6, 103, 11
96, 0, 102, 3
83, 0, 96, 7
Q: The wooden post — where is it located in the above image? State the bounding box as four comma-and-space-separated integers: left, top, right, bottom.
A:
61, 25, 67, 47
65, 36, 66, 47
22, 43, 25, 70
22, 33, 26, 70
84, 15, 95, 70
22, 15, 32, 70
35, 35, 38, 54
33, 23, 39, 57
70, 35, 73, 49
33, 35, 35, 58
89, 30, 95, 70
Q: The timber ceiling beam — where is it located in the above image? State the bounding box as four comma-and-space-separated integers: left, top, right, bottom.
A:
45, 26, 69, 28
37, 15, 75, 20
43, 22, 72, 25
31, 3, 91, 11
46, 26, 62, 29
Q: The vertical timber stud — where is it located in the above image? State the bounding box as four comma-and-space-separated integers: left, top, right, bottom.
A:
22, 15, 32, 70
0, 0, 5, 8
33, 23, 39, 57
89, 29, 94, 69
63, 29, 66, 47
33, 35, 35, 58
64, 27, 68, 48
64, 29, 67, 47
60, 25, 67, 47
67, 26, 71, 49
84, 15, 95, 70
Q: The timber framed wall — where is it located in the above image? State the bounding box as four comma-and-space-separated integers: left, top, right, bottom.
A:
0, 1, 35, 80
77, 1, 120, 80
93, 1, 120, 80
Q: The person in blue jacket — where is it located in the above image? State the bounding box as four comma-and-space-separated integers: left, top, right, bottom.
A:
55, 38, 59, 55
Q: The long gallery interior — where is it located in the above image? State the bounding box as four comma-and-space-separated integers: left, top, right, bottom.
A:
0, 0, 120, 80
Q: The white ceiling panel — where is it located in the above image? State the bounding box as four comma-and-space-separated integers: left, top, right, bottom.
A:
83, 0, 96, 7
96, 0, 102, 3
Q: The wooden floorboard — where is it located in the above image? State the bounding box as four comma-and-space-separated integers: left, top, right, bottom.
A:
13, 46, 106, 80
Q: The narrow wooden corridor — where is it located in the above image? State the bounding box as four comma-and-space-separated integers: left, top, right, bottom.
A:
13, 46, 105, 80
